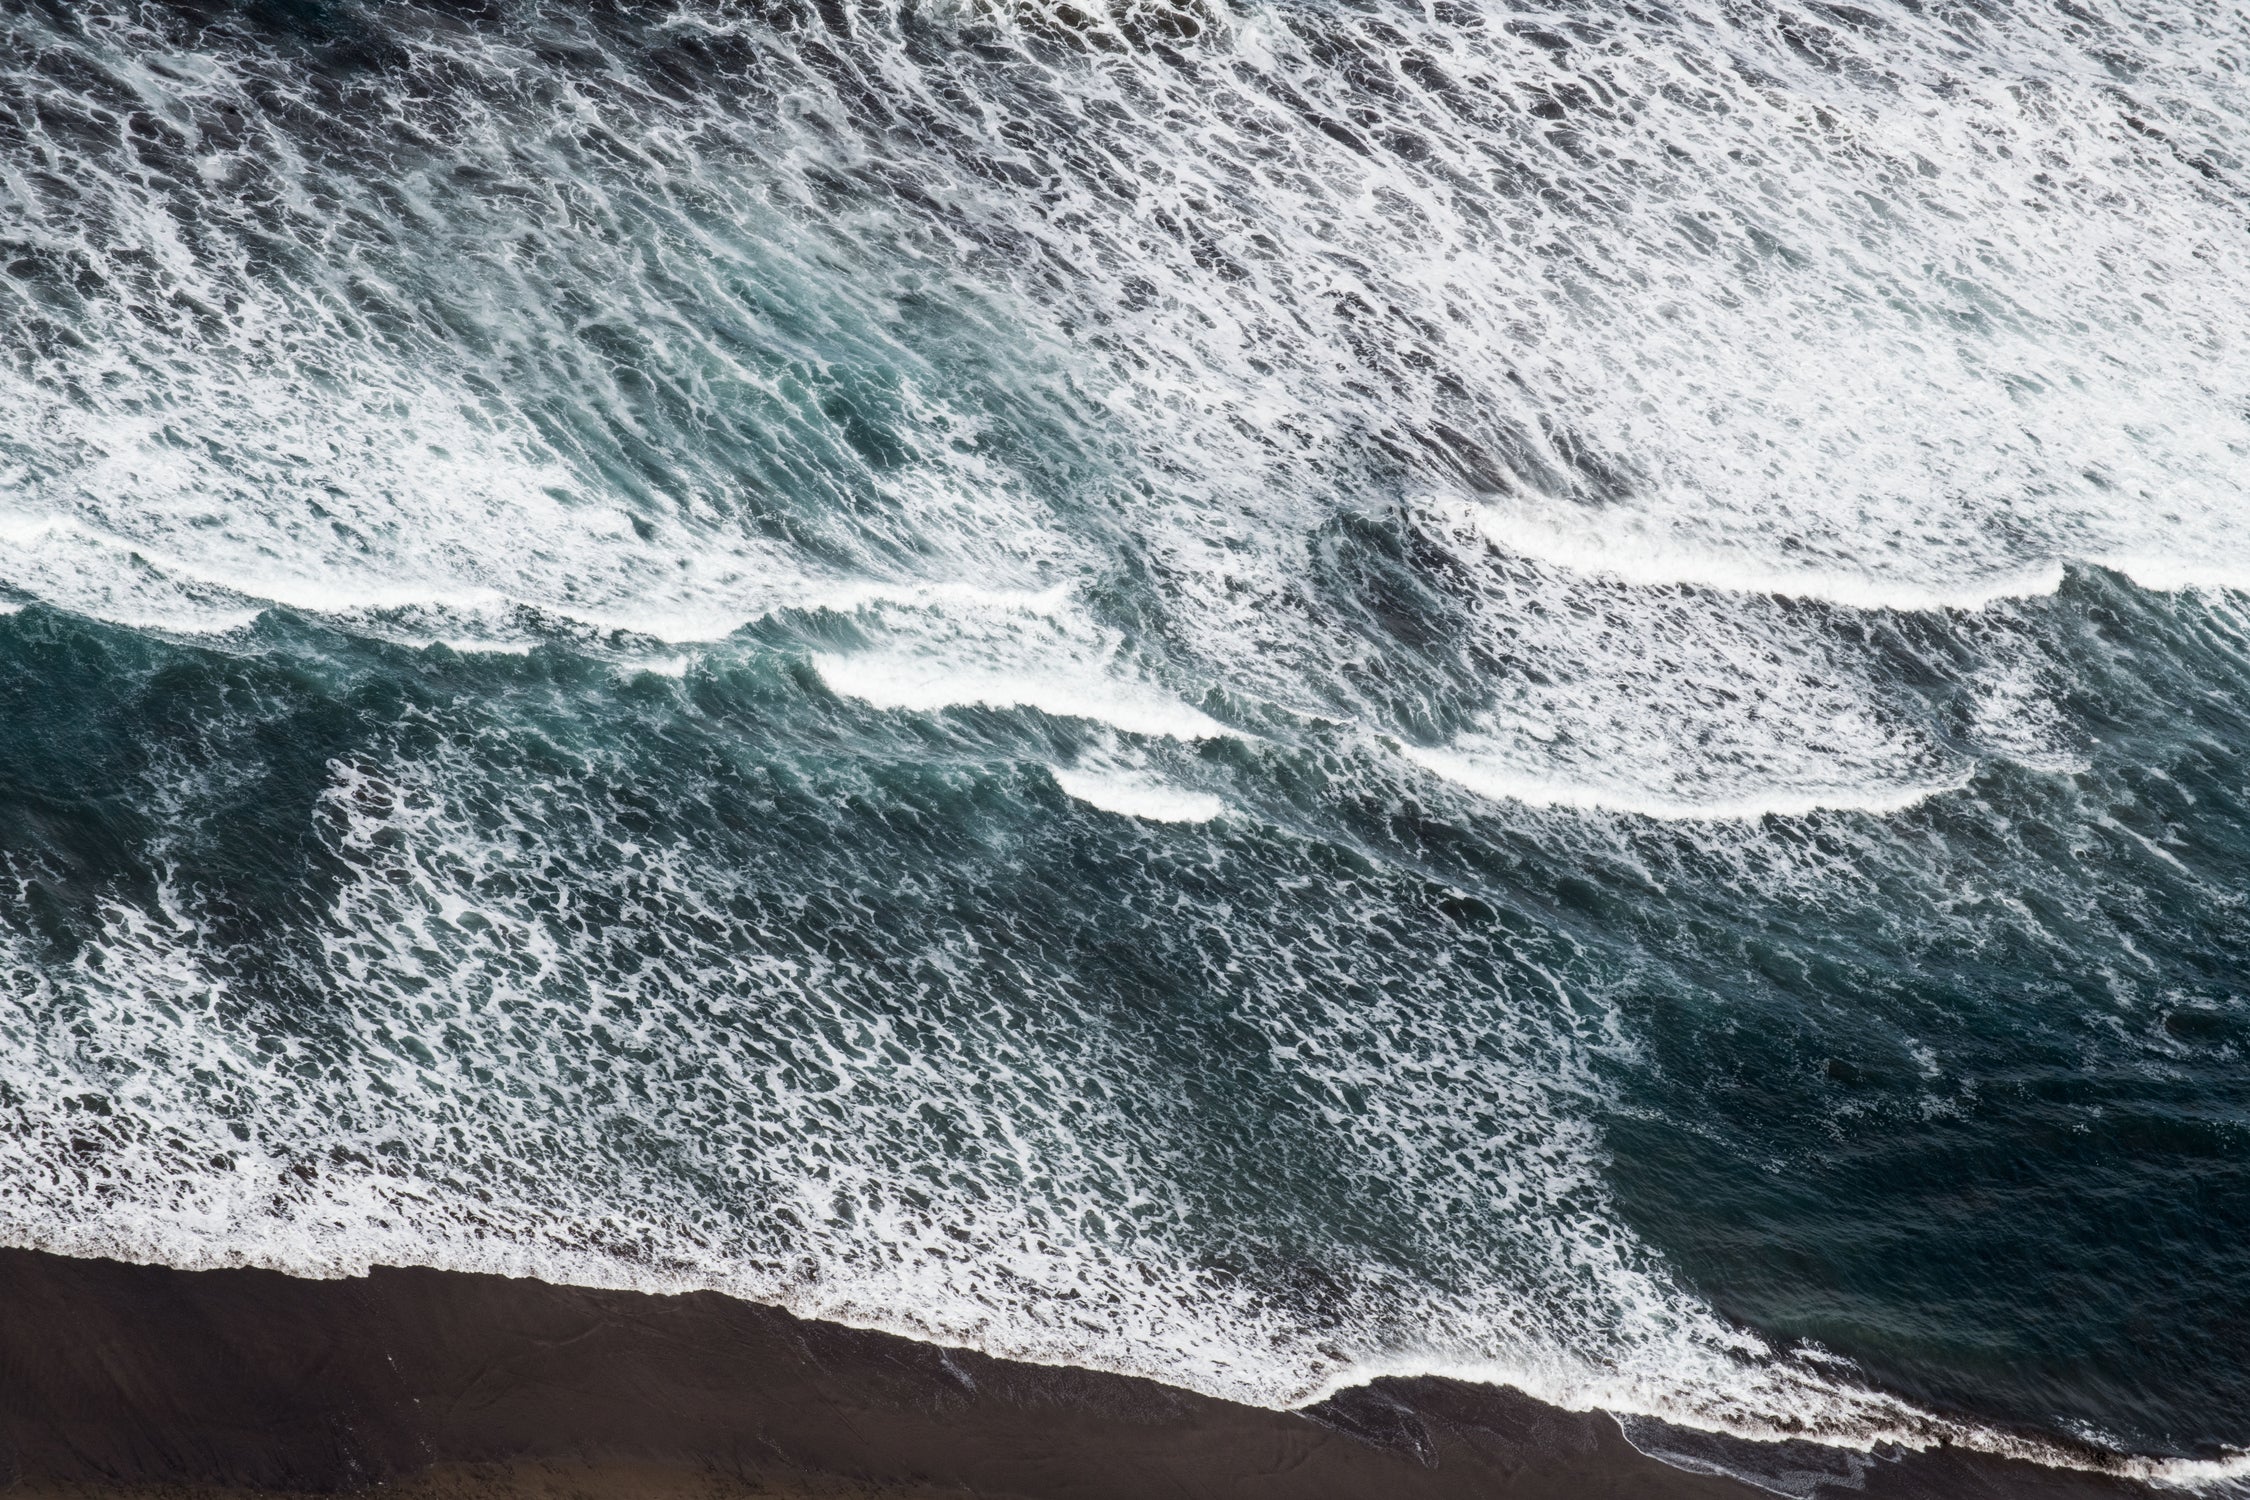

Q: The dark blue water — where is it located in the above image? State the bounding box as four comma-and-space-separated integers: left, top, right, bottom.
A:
2, 0, 2247, 1487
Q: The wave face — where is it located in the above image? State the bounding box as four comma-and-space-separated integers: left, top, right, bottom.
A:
4, 0, 2250, 1482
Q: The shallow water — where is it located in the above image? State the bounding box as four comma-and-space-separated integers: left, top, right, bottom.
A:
2, 0, 2247, 1486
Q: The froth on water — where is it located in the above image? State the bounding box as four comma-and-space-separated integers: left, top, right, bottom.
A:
2, 0, 2249, 1483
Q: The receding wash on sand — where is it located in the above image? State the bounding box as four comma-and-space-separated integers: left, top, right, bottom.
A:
0, 0, 2246, 1496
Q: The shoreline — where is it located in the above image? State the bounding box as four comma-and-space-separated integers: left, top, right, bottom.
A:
0, 1247, 2159, 1499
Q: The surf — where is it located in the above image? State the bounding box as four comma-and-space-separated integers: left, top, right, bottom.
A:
3, 0, 2249, 1486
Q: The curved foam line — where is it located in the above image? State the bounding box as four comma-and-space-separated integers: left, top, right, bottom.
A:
1456, 502, 2069, 612
2094, 552, 2250, 598
812, 651, 1233, 741
2142, 1453, 2250, 1491
1468, 502, 2250, 615
0, 512, 1076, 645
0, 514, 518, 626
1398, 743, 1972, 822
1051, 767, 1228, 822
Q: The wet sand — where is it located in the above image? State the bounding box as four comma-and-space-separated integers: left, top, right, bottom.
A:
0, 1248, 2154, 1500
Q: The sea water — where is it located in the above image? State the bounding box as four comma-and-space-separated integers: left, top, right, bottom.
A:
2, 0, 2248, 1487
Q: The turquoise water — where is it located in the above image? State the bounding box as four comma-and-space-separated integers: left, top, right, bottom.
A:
2, 0, 2248, 1487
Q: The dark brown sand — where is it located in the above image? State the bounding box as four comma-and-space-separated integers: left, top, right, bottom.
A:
0, 1248, 2154, 1500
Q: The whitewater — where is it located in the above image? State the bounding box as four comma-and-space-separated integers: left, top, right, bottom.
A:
3, 0, 2250, 1490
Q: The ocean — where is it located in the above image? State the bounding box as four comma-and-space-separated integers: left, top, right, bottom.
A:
1, 0, 2247, 1489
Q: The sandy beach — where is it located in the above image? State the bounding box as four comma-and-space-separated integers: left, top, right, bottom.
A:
0, 1248, 2155, 1500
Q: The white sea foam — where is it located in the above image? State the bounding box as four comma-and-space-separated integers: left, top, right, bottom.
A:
0, 746, 2226, 1487
2096, 553, 2250, 601
1051, 765, 1228, 822
3, 0, 2247, 1484
808, 591, 1235, 740
816, 650, 1230, 740
1461, 498, 2070, 613
1398, 741, 1972, 823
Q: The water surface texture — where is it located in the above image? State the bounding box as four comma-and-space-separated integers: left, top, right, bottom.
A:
3, 0, 2249, 1486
